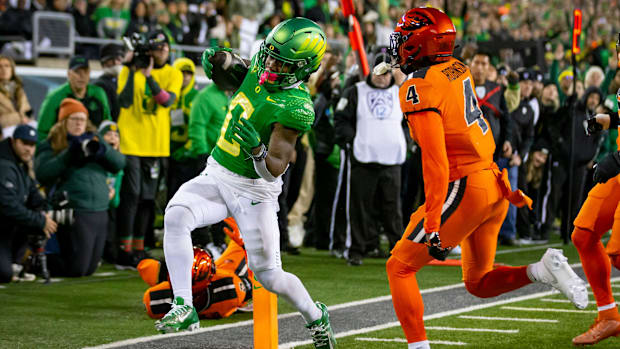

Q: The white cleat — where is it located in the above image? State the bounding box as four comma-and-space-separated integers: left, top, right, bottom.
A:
528, 248, 588, 309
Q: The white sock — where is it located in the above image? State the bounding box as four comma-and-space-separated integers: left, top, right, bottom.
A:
254, 268, 322, 323
409, 340, 430, 349
598, 303, 617, 312
163, 205, 195, 307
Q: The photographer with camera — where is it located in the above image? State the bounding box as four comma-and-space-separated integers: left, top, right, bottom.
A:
35, 98, 126, 277
0, 124, 55, 283
116, 29, 182, 268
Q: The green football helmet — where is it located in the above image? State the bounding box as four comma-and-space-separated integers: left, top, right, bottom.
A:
256, 17, 326, 89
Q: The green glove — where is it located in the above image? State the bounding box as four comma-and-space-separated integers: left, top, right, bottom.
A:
232, 119, 261, 151
201, 47, 232, 79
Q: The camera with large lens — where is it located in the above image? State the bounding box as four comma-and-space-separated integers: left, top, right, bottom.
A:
122, 32, 152, 69
81, 138, 101, 158
47, 191, 74, 226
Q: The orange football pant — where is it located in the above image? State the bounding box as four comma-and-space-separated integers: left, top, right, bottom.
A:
387, 169, 532, 343
573, 177, 620, 315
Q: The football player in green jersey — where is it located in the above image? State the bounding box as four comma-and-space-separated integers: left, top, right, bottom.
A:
156, 17, 336, 348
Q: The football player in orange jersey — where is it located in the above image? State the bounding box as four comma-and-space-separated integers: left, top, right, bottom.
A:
385, 8, 588, 349
139, 218, 253, 320
570, 34, 620, 346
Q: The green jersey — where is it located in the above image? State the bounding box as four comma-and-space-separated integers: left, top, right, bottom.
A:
211, 59, 315, 179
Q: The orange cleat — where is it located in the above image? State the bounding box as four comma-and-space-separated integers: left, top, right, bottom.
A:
572, 318, 620, 346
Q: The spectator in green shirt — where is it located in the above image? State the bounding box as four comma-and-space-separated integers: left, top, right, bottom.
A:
37, 56, 111, 142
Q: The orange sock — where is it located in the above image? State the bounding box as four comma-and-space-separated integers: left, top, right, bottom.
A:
386, 256, 427, 343
465, 266, 531, 298
598, 307, 620, 321
573, 227, 614, 307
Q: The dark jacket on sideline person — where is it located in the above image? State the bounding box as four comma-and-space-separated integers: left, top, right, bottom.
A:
34, 139, 126, 212
0, 138, 46, 229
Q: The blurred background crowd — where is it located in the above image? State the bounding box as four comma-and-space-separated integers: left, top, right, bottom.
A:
1, 0, 620, 282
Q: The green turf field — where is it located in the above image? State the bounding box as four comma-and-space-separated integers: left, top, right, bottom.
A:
0, 233, 616, 348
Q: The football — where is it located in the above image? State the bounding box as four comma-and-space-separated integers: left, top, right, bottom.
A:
209, 50, 249, 92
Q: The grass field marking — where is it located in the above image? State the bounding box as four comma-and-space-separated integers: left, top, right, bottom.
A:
93, 272, 116, 277
0, 285, 5, 289
540, 299, 579, 304
355, 337, 468, 345
458, 315, 558, 323
279, 290, 555, 348
501, 306, 597, 313
495, 243, 562, 255
426, 326, 519, 334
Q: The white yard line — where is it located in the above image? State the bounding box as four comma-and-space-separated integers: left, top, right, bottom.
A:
458, 315, 558, 323
355, 337, 467, 345
501, 306, 597, 314
426, 326, 518, 334
540, 299, 581, 304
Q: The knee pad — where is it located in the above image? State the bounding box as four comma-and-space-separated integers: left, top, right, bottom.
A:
386, 256, 415, 279
164, 205, 196, 237
572, 227, 597, 250
253, 268, 283, 293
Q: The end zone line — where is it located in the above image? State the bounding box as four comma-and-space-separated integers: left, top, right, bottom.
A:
356, 337, 468, 346
458, 315, 558, 323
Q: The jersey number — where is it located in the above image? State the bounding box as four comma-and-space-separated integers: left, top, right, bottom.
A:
406, 85, 420, 105
216, 92, 255, 156
462, 77, 488, 134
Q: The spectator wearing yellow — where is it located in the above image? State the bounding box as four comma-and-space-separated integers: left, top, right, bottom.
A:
35, 98, 125, 277
116, 29, 182, 268
37, 56, 111, 141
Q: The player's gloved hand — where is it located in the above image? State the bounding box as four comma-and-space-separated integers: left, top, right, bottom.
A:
232, 118, 261, 152
593, 151, 620, 184
201, 47, 232, 79
425, 232, 452, 261
222, 217, 244, 247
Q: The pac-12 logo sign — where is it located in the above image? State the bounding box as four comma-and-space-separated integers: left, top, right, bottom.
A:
368, 90, 393, 119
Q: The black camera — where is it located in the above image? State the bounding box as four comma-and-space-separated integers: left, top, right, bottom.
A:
122, 32, 152, 69
81, 138, 101, 158
47, 191, 74, 226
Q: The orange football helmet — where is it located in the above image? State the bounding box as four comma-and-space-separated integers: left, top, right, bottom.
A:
389, 7, 456, 73
192, 247, 216, 293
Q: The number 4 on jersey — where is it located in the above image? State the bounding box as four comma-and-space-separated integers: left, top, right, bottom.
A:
406, 85, 420, 105
463, 77, 488, 134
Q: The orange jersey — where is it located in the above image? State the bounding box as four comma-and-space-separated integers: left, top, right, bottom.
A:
399, 58, 495, 232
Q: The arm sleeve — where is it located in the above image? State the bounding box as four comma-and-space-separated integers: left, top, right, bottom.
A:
118, 66, 134, 108
0, 168, 46, 229
100, 143, 127, 173
333, 86, 358, 147
34, 144, 71, 186
408, 110, 449, 233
